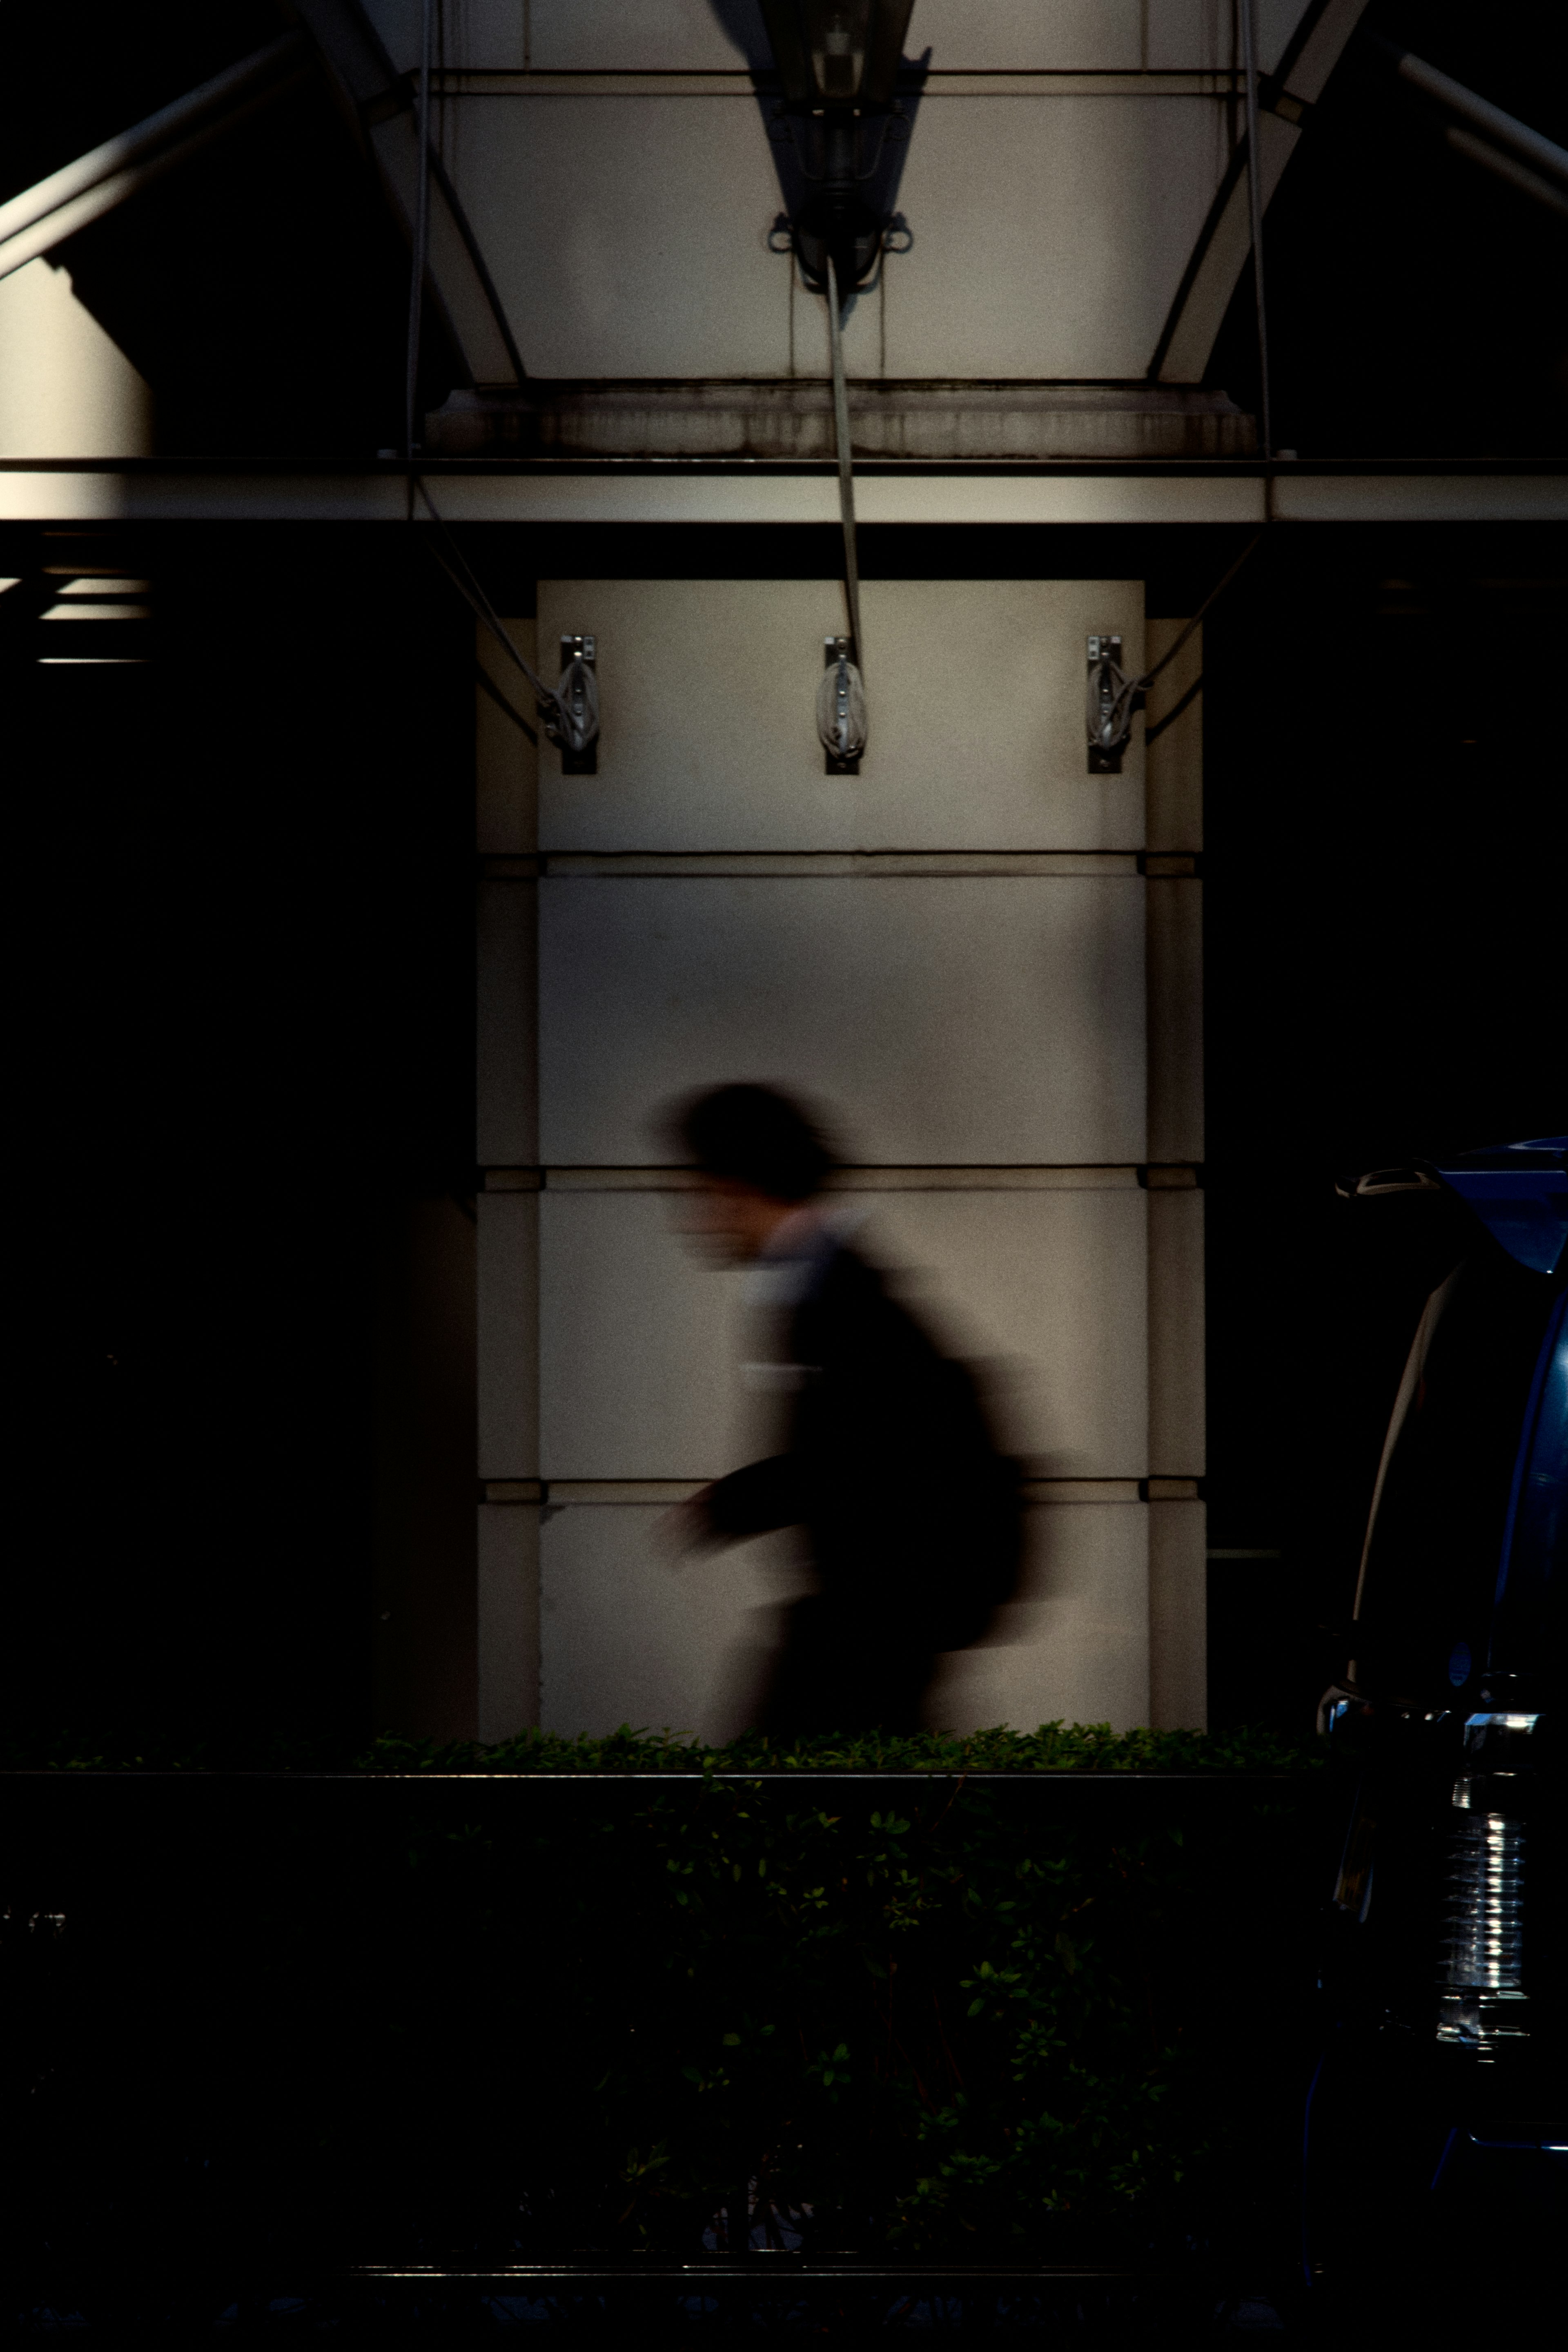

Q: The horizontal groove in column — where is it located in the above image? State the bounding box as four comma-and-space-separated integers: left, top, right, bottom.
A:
488, 1165, 1175, 1193
481, 1478, 1200, 1507
484, 852, 1143, 880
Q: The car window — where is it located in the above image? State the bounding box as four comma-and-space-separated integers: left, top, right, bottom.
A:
1352, 1253, 1552, 1701
1492, 1293, 1568, 1657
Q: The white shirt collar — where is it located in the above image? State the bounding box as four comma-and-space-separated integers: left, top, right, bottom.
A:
741, 1200, 864, 1308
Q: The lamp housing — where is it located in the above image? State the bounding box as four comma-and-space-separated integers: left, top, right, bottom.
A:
760, 1, 916, 291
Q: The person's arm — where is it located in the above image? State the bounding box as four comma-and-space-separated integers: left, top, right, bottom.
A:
702, 1454, 805, 1537
658, 1454, 807, 1561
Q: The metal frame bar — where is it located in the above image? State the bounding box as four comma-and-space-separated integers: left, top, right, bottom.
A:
0, 35, 310, 286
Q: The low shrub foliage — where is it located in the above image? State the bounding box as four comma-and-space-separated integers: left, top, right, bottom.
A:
5, 1721, 1320, 1775
359, 1720, 1319, 1777
2, 1725, 1327, 2269
447, 1743, 1325, 2260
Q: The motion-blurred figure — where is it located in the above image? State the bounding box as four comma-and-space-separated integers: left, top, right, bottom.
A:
666, 1083, 1021, 1734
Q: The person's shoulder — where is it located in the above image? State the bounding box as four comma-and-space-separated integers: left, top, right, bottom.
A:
809, 1243, 938, 1355
813, 1240, 887, 1310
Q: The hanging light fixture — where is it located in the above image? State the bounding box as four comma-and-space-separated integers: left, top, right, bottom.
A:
762, 6, 913, 772
760, 2, 915, 292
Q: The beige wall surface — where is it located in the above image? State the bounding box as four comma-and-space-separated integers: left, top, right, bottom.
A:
0, 260, 152, 460
536, 579, 1145, 853
876, 94, 1224, 381
368, 2, 1307, 77
539, 1189, 755, 1483
537, 873, 1147, 1166
443, 88, 1227, 381
523, 3, 1151, 73
537, 1182, 1150, 1482
450, 94, 794, 380
866, 1190, 1150, 1476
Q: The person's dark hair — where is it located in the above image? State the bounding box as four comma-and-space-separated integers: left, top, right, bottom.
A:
675, 1083, 837, 1203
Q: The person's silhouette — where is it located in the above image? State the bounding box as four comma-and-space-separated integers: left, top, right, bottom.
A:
665, 1083, 1021, 1735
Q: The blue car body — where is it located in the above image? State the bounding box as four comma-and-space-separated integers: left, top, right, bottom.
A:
1306, 1135, 1567, 2315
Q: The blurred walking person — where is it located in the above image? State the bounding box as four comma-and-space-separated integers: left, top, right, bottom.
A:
664, 1083, 1021, 1735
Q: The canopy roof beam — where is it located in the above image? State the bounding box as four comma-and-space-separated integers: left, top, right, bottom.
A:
0, 33, 310, 287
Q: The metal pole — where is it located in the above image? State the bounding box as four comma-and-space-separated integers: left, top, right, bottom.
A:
1385, 42, 1568, 193
824, 254, 863, 671
0, 37, 308, 286
0, 33, 305, 250
1444, 125, 1568, 218
1238, 0, 1272, 462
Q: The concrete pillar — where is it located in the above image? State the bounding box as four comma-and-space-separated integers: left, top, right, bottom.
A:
1143, 614, 1207, 1727
474, 613, 542, 1736
486, 575, 1173, 1738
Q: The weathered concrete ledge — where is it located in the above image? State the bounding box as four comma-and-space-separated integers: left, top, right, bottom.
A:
424, 380, 1257, 464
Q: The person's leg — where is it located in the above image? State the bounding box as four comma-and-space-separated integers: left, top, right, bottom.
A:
855, 1643, 935, 1736
757, 1594, 940, 1737
756, 1596, 840, 1737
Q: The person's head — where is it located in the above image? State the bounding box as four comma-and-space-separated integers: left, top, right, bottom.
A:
670, 1083, 837, 1264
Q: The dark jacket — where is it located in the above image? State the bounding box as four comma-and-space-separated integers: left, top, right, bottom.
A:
704, 1241, 1021, 1651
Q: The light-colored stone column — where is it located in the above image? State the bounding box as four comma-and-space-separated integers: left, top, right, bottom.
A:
475, 615, 541, 1734
1143, 615, 1207, 1726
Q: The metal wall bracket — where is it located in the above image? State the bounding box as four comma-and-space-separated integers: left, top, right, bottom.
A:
551, 633, 597, 774
821, 635, 862, 774
1087, 633, 1126, 774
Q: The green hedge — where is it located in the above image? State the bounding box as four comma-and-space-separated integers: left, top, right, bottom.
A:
320, 1729, 1326, 2263
361, 1721, 1322, 1775
410, 1752, 1322, 2264
6, 1720, 1322, 1776
7, 1722, 1320, 1774
3, 1724, 1328, 2267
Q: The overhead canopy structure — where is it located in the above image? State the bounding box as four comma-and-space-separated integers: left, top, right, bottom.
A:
3, 0, 1566, 480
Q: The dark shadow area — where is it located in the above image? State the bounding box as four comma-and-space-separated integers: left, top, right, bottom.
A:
2, 525, 477, 1756
0, 1, 284, 207
1201, 528, 1568, 1730
1209, 0, 1568, 457
0, 1771, 1338, 2327
1, 1, 452, 455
